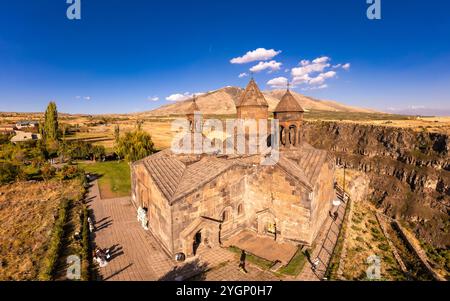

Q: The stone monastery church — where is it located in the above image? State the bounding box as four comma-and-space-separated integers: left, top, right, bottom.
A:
131, 79, 336, 259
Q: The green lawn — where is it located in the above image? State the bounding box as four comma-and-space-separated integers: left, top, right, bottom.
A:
79, 161, 130, 199
228, 246, 274, 270
278, 248, 308, 276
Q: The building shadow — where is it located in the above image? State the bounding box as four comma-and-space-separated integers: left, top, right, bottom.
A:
108, 244, 124, 261
158, 259, 208, 281
103, 263, 134, 281
95, 218, 113, 232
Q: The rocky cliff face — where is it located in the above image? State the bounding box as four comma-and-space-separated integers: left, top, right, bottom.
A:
302, 121, 450, 248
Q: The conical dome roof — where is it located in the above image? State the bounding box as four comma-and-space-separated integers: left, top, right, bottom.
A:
236, 79, 268, 107
274, 90, 304, 113
186, 97, 200, 114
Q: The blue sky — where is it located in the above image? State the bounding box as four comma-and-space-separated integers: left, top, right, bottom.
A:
0, 0, 449, 115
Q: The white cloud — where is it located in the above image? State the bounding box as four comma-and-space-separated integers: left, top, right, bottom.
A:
165, 92, 204, 102
238, 72, 248, 78
290, 56, 343, 88
291, 74, 312, 85
166, 92, 192, 102
342, 63, 351, 70
230, 48, 281, 64
410, 105, 426, 110
75, 96, 91, 100
312, 56, 330, 64
300, 59, 310, 66
308, 71, 337, 85
148, 96, 159, 101
267, 77, 288, 88
291, 56, 330, 78
302, 84, 328, 91
250, 60, 282, 73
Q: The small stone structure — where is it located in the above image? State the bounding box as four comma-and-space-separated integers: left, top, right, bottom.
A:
131, 79, 336, 260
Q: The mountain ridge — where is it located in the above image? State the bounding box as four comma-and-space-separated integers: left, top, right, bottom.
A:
138, 86, 380, 116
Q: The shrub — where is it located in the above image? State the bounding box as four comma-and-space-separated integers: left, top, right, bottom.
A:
38, 199, 69, 281
0, 162, 19, 184
40, 163, 56, 181
378, 243, 390, 252
80, 207, 92, 281
56, 164, 83, 181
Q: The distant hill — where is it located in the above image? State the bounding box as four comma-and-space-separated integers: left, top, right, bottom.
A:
139, 86, 379, 116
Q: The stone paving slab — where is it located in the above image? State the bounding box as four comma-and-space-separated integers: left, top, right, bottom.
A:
297, 198, 347, 281
88, 179, 346, 282
88, 180, 285, 281
223, 230, 298, 265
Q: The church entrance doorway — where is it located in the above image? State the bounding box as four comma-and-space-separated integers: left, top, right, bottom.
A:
267, 221, 277, 240
193, 230, 202, 255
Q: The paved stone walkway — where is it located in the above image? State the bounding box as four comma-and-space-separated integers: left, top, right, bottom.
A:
223, 230, 298, 265
297, 197, 347, 281
196, 260, 282, 281
87, 180, 284, 281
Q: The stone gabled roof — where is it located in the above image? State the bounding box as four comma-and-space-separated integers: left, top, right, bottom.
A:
172, 157, 240, 201
287, 143, 329, 185
137, 143, 330, 204
142, 155, 186, 200
236, 79, 268, 108
274, 90, 304, 113
277, 156, 312, 189
140, 152, 244, 204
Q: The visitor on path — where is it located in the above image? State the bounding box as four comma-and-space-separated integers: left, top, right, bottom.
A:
88, 217, 95, 232
93, 248, 108, 268
333, 211, 339, 221
239, 250, 247, 273
312, 258, 320, 271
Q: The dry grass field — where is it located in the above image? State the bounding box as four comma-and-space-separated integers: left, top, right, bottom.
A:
2, 111, 449, 152
0, 179, 82, 280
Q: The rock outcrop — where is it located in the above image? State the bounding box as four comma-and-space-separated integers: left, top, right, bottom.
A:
302, 121, 450, 248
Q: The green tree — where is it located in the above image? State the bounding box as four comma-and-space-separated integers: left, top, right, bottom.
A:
114, 124, 120, 144
43, 101, 59, 142
116, 130, 155, 163
92, 145, 106, 162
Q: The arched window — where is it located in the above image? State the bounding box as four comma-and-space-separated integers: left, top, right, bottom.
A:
289, 125, 297, 146
280, 126, 286, 146
237, 204, 243, 215
222, 210, 229, 222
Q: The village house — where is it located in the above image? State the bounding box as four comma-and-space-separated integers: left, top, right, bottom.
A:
15, 120, 39, 130
131, 79, 336, 260
10, 131, 41, 143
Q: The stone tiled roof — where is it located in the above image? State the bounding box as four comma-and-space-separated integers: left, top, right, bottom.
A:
274, 90, 304, 113
236, 79, 268, 107
277, 156, 312, 189
140, 152, 244, 203
289, 144, 329, 185
138, 143, 330, 204
172, 157, 239, 201
143, 155, 186, 200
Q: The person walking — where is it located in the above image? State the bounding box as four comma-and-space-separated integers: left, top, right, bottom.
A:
239, 250, 247, 273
